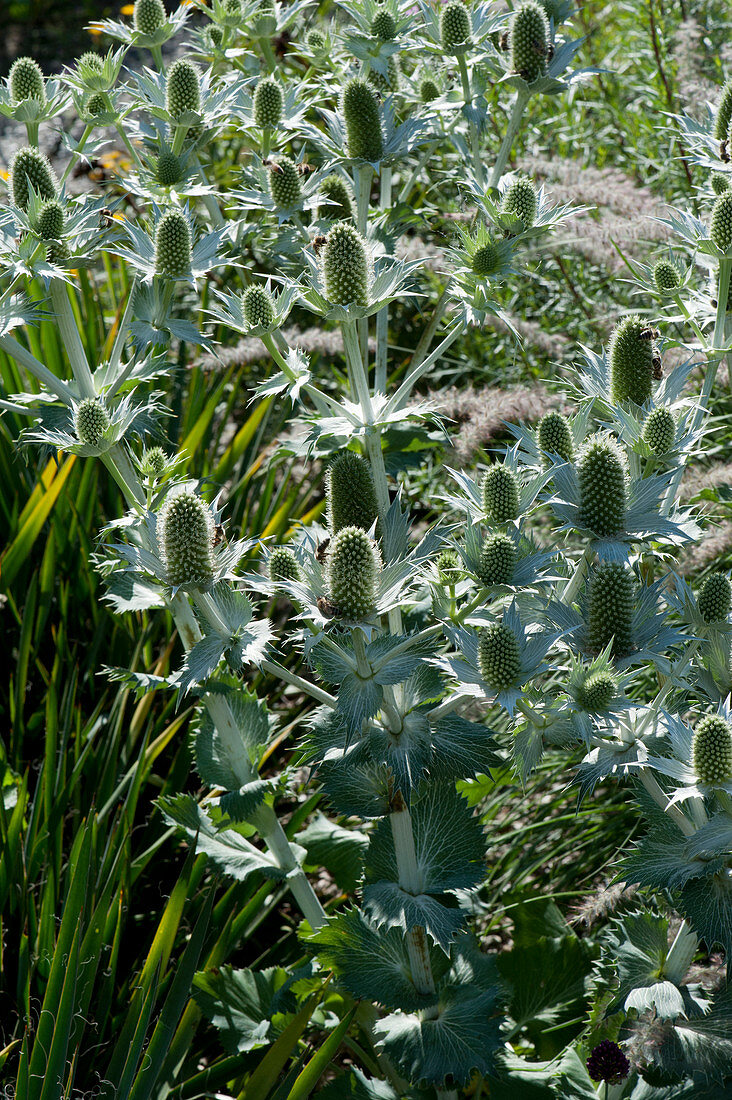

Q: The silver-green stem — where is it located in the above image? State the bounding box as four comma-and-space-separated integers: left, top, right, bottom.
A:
50, 278, 96, 398
456, 54, 483, 189
386, 321, 463, 417
638, 769, 695, 837
0, 334, 75, 405
60, 124, 94, 185
489, 88, 530, 190
375, 166, 392, 393
664, 919, 697, 984
260, 658, 338, 710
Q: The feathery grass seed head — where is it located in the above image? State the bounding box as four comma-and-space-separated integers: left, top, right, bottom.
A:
166, 59, 200, 117
478, 622, 521, 689
477, 532, 517, 586
154, 209, 192, 277
577, 432, 627, 537
74, 399, 110, 446
327, 526, 381, 618
510, 2, 550, 83
692, 713, 732, 784
159, 491, 215, 588
341, 77, 383, 162
642, 407, 675, 455
254, 77, 283, 128
326, 451, 379, 534
537, 411, 574, 463
587, 560, 636, 656
698, 573, 732, 624
482, 464, 520, 522
609, 315, 655, 406
321, 222, 372, 307
9, 56, 45, 103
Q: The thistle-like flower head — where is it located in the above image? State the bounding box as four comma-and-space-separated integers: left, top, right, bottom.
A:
577, 431, 628, 537
482, 463, 520, 523
269, 546, 301, 585
510, 2, 550, 84
692, 713, 732, 785
435, 548, 462, 585
652, 259, 680, 295
326, 525, 381, 618
587, 560, 636, 657
713, 78, 732, 142
502, 176, 537, 228
697, 572, 732, 625
477, 532, 517, 587
268, 156, 301, 209
156, 149, 184, 186
154, 209, 192, 277
371, 7, 397, 40
575, 668, 617, 712
326, 451, 379, 534
320, 222, 372, 307
166, 58, 200, 118
307, 28, 325, 53
254, 77, 283, 129
712, 171, 730, 195
35, 198, 65, 240
478, 622, 522, 690
420, 76, 440, 102
642, 407, 675, 455
140, 446, 167, 479
319, 173, 354, 220
74, 398, 111, 446
159, 490, 215, 589
134, 0, 166, 35
9, 56, 45, 104
10, 146, 58, 210
710, 190, 732, 253
537, 410, 574, 464
587, 1041, 630, 1085
609, 315, 655, 406
242, 284, 276, 329
341, 77, 383, 163
440, 1, 471, 52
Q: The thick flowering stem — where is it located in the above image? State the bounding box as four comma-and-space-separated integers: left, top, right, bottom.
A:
456, 54, 483, 189
489, 88, 530, 189
50, 278, 96, 399
375, 166, 392, 393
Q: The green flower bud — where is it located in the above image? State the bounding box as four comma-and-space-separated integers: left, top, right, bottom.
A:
74, 398, 110, 446
477, 532, 517, 586
420, 76, 439, 102
577, 432, 627, 537
156, 149, 183, 185
166, 59, 200, 118
254, 77, 283, 128
242, 284, 275, 329
371, 8, 397, 39
269, 546, 301, 585
587, 560, 636, 657
471, 241, 500, 277
642, 407, 675, 455
440, 1, 471, 52
141, 446, 167, 478
576, 669, 617, 711
326, 451, 379, 534
205, 24, 224, 48
692, 713, 732, 784
9, 56, 45, 103
47, 239, 70, 266
36, 199, 65, 240
653, 259, 680, 295
321, 222, 372, 307
482, 464, 520, 523
307, 28, 325, 52
78, 51, 104, 73
609, 315, 655, 406
268, 156, 301, 209
224, 0, 241, 14
436, 548, 462, 585
341, 77, 383, 162
368, 56, 400, 93
710, 190, 732, 253
713, 79, 732, 141
134, 0, 166, 35
502, 176, 537, 227
154, 209, 192, 277
478, 622, 522, 689
537, 411, 574, 464
159, 491, 215, 588
712, 172, 730, 195
698, 573, 732, 625
510, 2, 550, 84
319, 173, 354, 220
327, 526, 381, 618
86, 93, 107, 116
253, 0, 277, 33
10, 146, 58, 210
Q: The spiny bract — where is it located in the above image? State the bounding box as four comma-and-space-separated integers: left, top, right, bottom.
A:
155, 210, 192, 277
319, 174, 354, 220
269, 547, 301, 585
9, 56, 45, 103
503, 177, 537, 228
74, 399, 110, 446
577, 432, 627, 537
10, 146, 58, 210
141, 446, 167, 478
440, 1, 471, 51
609, 315, 655, 406
510, 2, 550, 84
268, 156, 301, 208
254, 77, 283, 129
576, 670, 617, 711
134, 0, 166, 35
36, 199, 65, 241
243, 284, 275, 329
478, 622, 522, 690
321, 222, 372, 307
482, 464, 520, 523
327, 526, 381, 618
159, 491, 215, 588
697, 572, 732, 625
166, 59, 200, 118
341, 77, 384, 162
587, 560, 636, 657
653, 260, 680, 295
477, 533, 517, 587
642, 407, 675, 455
326, 452, 379, 534
692, 713, 732, 784
537, 411, 574, 463
368, 57, 400, 93
710, 190, 732, 254
205, 24, 224, 48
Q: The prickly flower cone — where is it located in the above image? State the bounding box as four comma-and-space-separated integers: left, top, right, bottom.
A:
653, 260, 680, 294
10, 146, 58, 210
134, 0, 166, 35
609, 316, 655, 406
642, 407, 675, 455
154, 209, 192, 277
327, 526, 381, 618
9, 56, 45, 103
587, 561, 636, 657
440, 1, 470, 52
477, 533, 517, 586
471, 241, 499, 277
166, 59, 200, 118
341, 77, 383, 162
420, 76, 439, 101
478, 622, 521, 689
710, 190, 732, 253
436, 548, 461, 584
243, 284, 275, 329
269, 546, 301, 584
712, 172, 730, 195
326, 451, 379, 534
577, 432, 627, 537
74, 399, 110, 446
510, 2, 550, 84
141, 446, 166, 478
697, 573, 732, 625
159, 491, 215, 588
319, 174, 354, 220
156, 150, 183, 185
482, 464, 520, 523
371, 8, 397, 39
714, 79, 732, 141
268, 156, 301, 208
503, 177, 537, 227
692, 713, 732, 784
537, 411, 573, 463
576, 669, 616, 711
36, 199, 65, 240
321, 222, 372, 307
254, 77, 283, 128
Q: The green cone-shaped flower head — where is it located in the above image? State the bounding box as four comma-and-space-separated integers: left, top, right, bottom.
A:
440, 1, 470, 52
371, 7, 397, 39
10, 146, 58, 210
503, 176, 537, 227
471, 241, 500, 277
36, 199, 65, 240
254, 77, 283, 128
269, 546, 301, 585
79, 51, 104, 73
154, 209, 192, 277
420, 76, 439, 101
576, 669, 617, 712
609, 316, 655, 406
166, 59, 200, 118
321, 222, 372, 307
368, 56, 400, 94
326, 451, 379, 534
141, 446, 167, 478
341, 77, 383, 162
205, 24, 224, 48
134, 0, 166, 35
436, 548, 462, 585
307, 28, 325, 52
577, 432, 627, 537
714, 79, 732, 141
698, 573, 732, 625
156, 149, 183, 185
478, 622, 521, 689
642, 407, 675, 455
74, 399, 110, 446
268, 156, 301, 208
710, 190, 732, 253
86, 93, 107, 116
692, 713, 732, 784
327, 526, 381, 618
478, 532, 517, 587
9, 56, 45, 103
712, 172, 730, 195
159, 491, 214, 588
510, 2, 550, 84
47, 239, 70, 266
319, 174, 354, 220
537, 411, 574, 464
243, 284, 275, 329
482, 464, 520, 523
653, 259, 680, 295
587, 561, 636, 656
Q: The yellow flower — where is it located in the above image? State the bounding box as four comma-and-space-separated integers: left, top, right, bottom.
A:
87, 25, 103, 36
121, 3, 135, 13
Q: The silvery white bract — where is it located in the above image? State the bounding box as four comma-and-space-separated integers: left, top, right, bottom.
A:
88, 3, 190, 50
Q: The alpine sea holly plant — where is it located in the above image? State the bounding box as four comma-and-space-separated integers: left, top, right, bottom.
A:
1, 0, 731, 1097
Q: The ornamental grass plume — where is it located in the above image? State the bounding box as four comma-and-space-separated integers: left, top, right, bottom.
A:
577, 432, 628, 537
10, 146, 58, 210
478, 622, 521, 689
159, 491, 215, 588
510, 2, 550, 84
587, 560, 636, 656
609, 316, 655, 406
326, 452, 379, 534
341, 77, 383, 162
321, 222, 372, 307
692, 713, 732, 784
326, 526, 381, 618
482, 463, 520, 522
